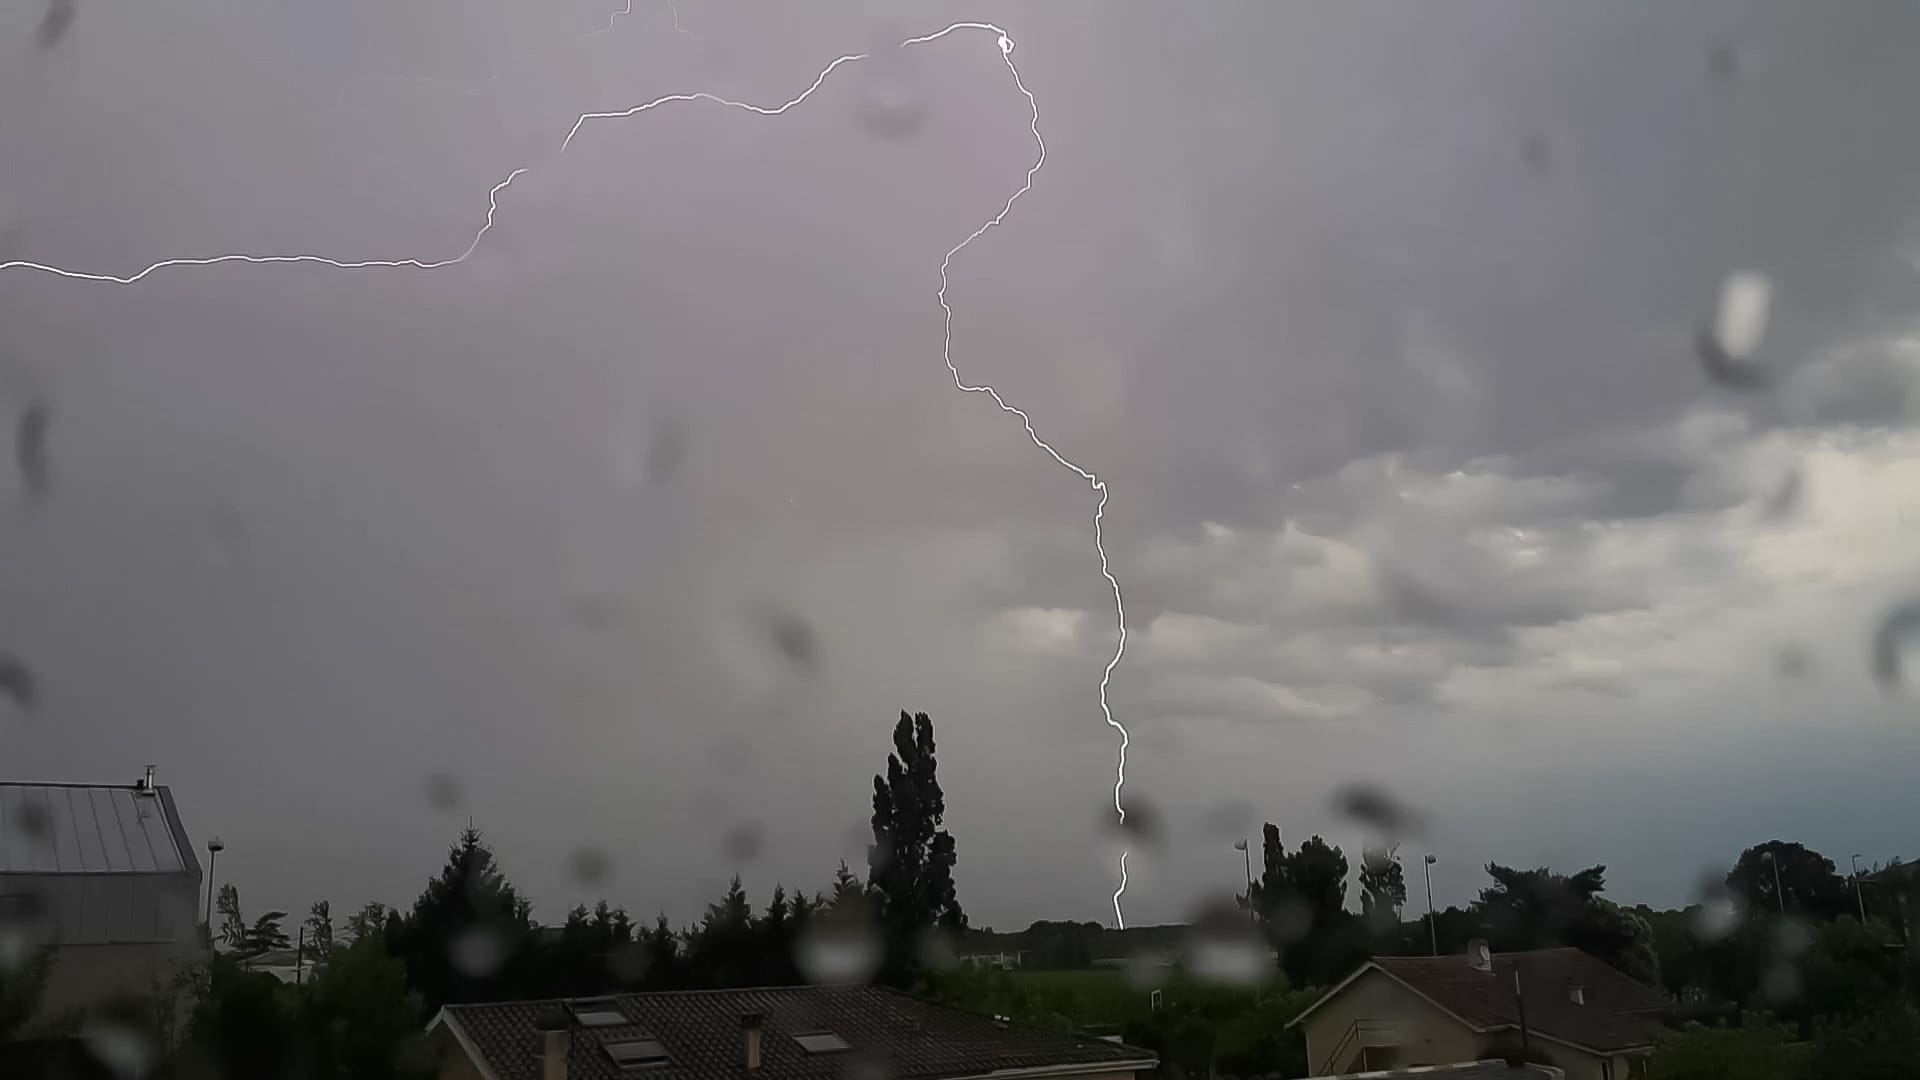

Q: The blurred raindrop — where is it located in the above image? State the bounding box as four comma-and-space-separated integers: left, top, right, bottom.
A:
198, 504, 251, 566
0, 654, 40, 714
570, 847, 611, 886
423, 772, 465, 812
1696, 271, 1775, 390
15, 398, 50, 505
644, 412, 688, 486
1708, 39, 1762, 84
11, 798, 51, 840
1758, 467, 1802, 522
722, 821, 765, 863
1771, 917, 1813, 959
0, 889, 52, 973
850, 35, 931, 141
82, 1020, 154, 1080
795, 918, 881, 984
1181, 901, 1271, 988
1266, 893, 1314, 946
1123, 948, 1171, 990
1102, 793, 1165, 850
1520, 130, 1558, 181
1199, 798, 1254, 839
915, 929, 959, 972
1331, 782, 1427, 838
38, 0, 76, 50
607, 941, 651, 985
1774, 645, 1815, 682
1870, 600, 1920, 693
449, 923, 512, 978
1689, 875, 1742, 941
756, 604, 819, 674
842, 820, 871, 854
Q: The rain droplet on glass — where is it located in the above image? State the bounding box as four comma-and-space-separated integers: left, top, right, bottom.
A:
1870, 600, 1920, 693
448, 923, 512, 979
424, 772, 465, 812
1697, 271, 1775, 390
850, 35, 932, 141
795, 920, 881, 985
571, 847, 611, 886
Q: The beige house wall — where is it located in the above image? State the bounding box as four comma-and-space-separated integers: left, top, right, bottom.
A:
1297, 968, 1644, 1080
1298, 969, 1483, 1074
432, 1027, 491, 1080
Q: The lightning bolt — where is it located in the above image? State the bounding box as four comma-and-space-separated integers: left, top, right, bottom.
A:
0, 15, 1132, 927
586, 0, 633, 36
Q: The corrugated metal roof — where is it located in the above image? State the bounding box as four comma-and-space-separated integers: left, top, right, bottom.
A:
0, 783, 189, 875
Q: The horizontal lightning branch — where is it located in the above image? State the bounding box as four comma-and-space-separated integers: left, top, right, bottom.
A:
0, 16, 1133, 927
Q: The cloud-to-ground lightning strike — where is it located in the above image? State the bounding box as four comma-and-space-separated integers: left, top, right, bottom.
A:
0, 17, 1134, 926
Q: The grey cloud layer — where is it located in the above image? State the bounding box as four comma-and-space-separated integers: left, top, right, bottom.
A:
4, 0, 1920, 928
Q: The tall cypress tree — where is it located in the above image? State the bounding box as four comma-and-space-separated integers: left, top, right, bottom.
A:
868, 710, 966, 983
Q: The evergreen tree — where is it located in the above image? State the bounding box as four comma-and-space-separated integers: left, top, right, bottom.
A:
396, 826, 534, 1008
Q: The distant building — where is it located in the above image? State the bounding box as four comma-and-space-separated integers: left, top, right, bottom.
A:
429, 984, 1157, 1080
958, 950, 1024, 970
0, 768, 209, 1019
1288, 943, 1671, 1080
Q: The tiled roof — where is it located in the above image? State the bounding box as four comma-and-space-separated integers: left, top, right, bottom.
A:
0, 783, 197, 876
437, 985, 1156, 1080
1308, 1061, 1557, 1080
1371, 949, 1670, 1053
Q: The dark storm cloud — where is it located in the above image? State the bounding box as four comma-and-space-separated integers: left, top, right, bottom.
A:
3, 0, 1920, 931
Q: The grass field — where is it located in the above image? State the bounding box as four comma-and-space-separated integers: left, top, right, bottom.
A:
1005, 967, 1154, 1028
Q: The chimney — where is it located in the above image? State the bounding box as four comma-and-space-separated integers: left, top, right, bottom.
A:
741, 1012, 764, 1071
542, 1031, 570, 1080
136, 765, 158, 795
1466, 939, 1493, 973
532, 1009, 571, 1080
1568, 983, 1587, 1006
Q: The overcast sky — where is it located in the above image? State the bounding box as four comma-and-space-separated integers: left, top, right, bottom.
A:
6, 0, 1920, 932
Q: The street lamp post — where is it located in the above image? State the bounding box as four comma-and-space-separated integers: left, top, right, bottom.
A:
1763, 850, 1785, 914
1424, 854, 1439, 956
1851, 854, 1868, 922
203, 836, 226, 934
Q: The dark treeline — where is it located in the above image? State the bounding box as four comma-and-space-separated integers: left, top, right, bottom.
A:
0, 711, 972, 1080
11, 722, 1920, 1080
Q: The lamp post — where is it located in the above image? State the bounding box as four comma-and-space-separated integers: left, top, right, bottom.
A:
1763, 850, 1785, 914
203, 836, 225, 933
1424, 854, 1439, 956
1851, 854, 1868, 921
1234, 838, 1254, 925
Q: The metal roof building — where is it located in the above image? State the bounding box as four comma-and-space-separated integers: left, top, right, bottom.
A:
0, 768, 208, 1017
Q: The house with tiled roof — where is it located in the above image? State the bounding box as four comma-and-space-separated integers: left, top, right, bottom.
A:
1287, 943, 1672, 1080
1306, 1061, 1561, 1080
427, 984, 1158, 1080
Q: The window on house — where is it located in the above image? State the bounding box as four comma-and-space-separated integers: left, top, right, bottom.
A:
567, 999, 631, 1027
604, 1039, 671, 1068
792, 1032, 851, 1054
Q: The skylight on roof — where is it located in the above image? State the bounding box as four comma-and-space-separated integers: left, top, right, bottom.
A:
793, 1032, 850, 1054
567, 999, 631, 1028
605, 1038, 671, 1068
